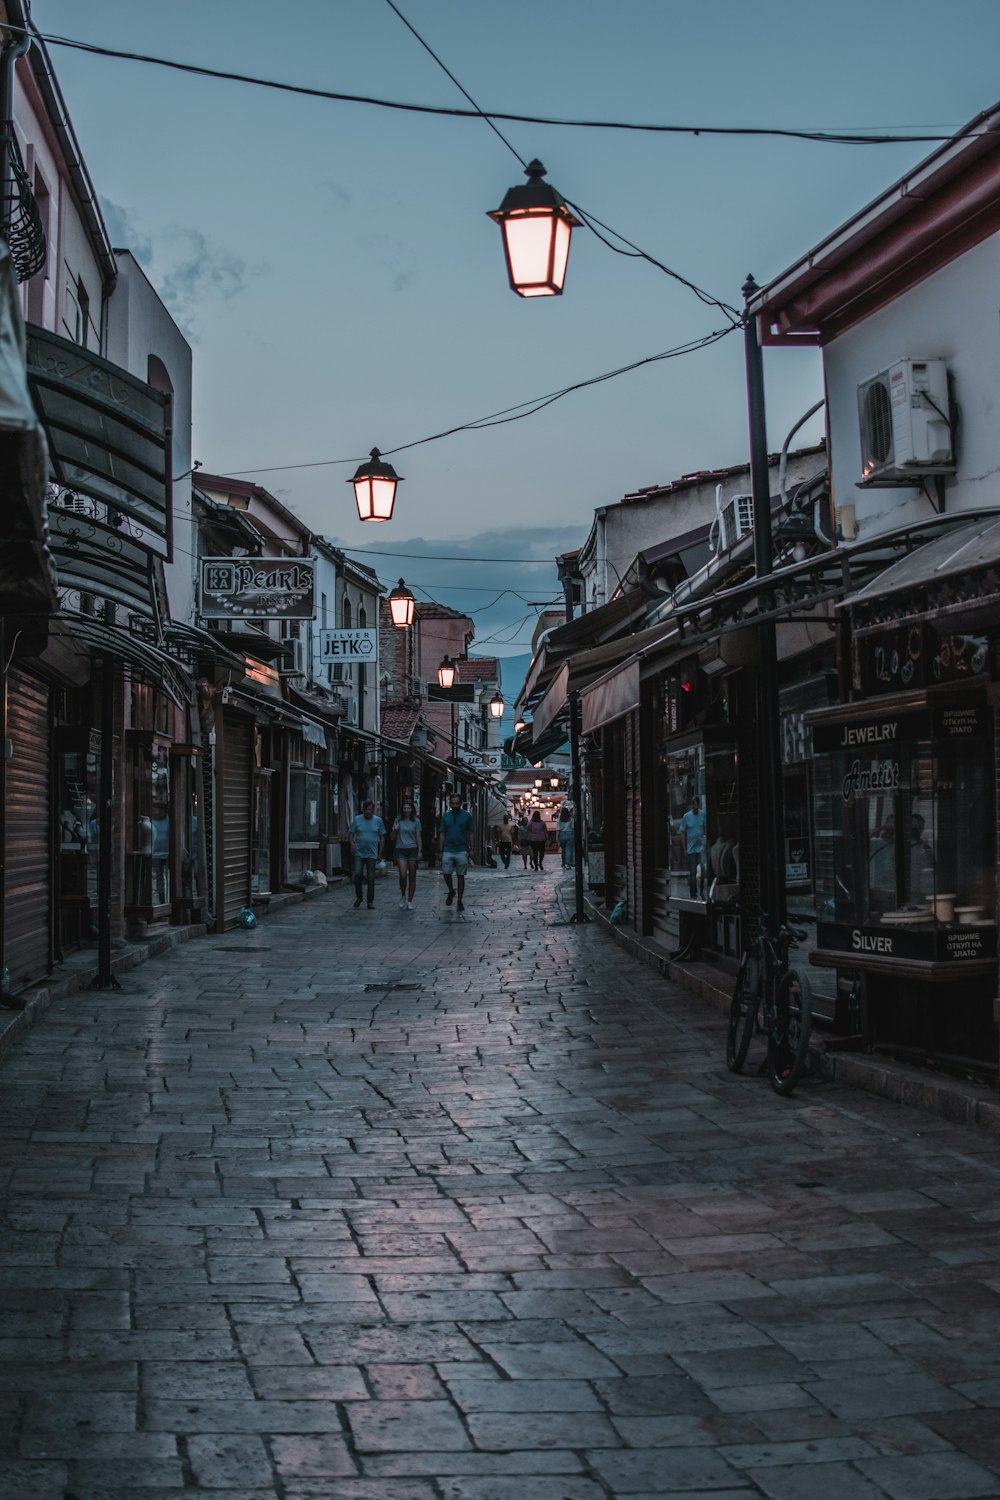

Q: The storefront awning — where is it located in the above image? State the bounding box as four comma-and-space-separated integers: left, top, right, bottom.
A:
580, 658, 641, 733
841, 515, 1000, 630
48, 505, 157, 617
530, 617, 677, 737
27, 324, 173, 556
49, 611, 190, 705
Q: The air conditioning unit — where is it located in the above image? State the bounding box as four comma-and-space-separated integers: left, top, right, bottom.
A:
716, 493, 753, 553
343, 695, 358, 723
409, 676, 427, 696
410, 726, 429, 749
290, 638, 306, 676
858, 359, 953, 484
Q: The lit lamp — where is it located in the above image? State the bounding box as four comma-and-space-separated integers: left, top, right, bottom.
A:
534, 778, 543, 789
488, 160, 581, 298
514, 717, 526, 734
350, 448, 402, 522
437, 655, 456, 689
488, 691, 504, 720
550, 775, 560, 789
387, 578, 415, 628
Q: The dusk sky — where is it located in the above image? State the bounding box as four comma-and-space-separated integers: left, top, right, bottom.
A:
33, 0, 1000, 665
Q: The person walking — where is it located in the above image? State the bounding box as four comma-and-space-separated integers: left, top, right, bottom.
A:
557, 806, 575, 870
439, 791, 475, 912
518, 815, 531, 869
349, 799, 386, 909
391, 799, 422, 909
496, 813, 515, 869
526, 810, 548, 871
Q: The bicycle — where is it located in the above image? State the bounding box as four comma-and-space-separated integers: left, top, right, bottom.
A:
725, 920, 813, 1095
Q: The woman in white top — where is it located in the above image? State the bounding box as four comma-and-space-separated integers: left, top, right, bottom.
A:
392, 799, 423, 910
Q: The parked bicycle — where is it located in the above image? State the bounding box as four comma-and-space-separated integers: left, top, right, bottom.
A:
726, 920, 813, 1095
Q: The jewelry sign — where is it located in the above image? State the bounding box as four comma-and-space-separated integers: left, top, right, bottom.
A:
318, 629, 378, 662
200, 557, 315, 619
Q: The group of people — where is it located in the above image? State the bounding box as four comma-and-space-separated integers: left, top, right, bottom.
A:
347, 799, 577, 911
347, 792, 474, 913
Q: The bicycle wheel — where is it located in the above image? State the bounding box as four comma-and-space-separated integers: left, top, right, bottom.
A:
767, 965, 813, 1096
726, 950, 760, 1073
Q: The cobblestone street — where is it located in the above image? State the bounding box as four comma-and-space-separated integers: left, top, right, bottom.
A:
2, 862, 1000, 1500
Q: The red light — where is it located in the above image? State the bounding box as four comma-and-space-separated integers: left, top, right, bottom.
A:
681, 673, 694, 693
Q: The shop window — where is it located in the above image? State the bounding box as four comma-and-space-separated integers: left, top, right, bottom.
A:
252, 769, 274, 894
663, 739, 738, 902
288, 768, 321, 845
124, 733, 172, 913
812, 702, 996, 962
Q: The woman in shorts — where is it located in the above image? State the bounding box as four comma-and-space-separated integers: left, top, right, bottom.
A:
392, 799, 423, 910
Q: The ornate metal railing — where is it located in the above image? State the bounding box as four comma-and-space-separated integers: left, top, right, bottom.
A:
0, 121, 46, 282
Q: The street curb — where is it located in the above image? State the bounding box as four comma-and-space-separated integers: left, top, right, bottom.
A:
585, 896, 1000, 1132
0, 885, 331, 1063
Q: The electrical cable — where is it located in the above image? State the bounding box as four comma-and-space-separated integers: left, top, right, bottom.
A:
18, 25, 970, 147
221, 322, 737, 478
382, 0, 527, 170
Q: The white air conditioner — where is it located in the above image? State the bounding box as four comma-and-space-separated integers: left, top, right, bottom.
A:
343, 695, 358, 724
858, 359, 953, 484
290, 638, 306, 675
715, 493, 753, 553
410, 726, 429, 748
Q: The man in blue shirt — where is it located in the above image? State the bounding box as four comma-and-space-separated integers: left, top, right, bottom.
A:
438, 791, 475, 913
677, 796, 707, 899
349, 800, 386, 909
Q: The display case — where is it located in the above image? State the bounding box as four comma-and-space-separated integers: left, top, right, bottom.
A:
810, 696, 996, 971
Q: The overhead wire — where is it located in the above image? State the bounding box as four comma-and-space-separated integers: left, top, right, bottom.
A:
222, 322, 737, 478
18, 24, 969, 147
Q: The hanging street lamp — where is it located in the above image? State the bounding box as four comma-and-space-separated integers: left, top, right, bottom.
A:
488, 160, 581, 298
437, 654, 456, 690
514, 716, 526, 735
387, 578, 415, 628
488, 690, 505, 720
350, 448, 402, 522
549, 774, 560, 789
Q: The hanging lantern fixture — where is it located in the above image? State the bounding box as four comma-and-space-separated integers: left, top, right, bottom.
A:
487, 160, 581, 298
350, 448, 402, 523
387, 578, 415, 628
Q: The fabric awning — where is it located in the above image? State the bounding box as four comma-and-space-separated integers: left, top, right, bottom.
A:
580, 658, 641, 733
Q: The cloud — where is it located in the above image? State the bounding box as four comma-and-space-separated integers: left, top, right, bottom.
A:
158, 228, 253, 333
99, 197, 153, 264
321, 522, 582, 659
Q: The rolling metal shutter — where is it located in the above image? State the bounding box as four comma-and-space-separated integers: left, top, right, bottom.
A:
5, 670, 51, 988
625, 710, 642, 929
221, 714, 252, 928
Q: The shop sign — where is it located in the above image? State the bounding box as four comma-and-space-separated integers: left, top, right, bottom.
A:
319, 629, 377, 661
460, 749, 503, 770
200, 557, 316, 619
859, 624, 991, 695
818, 921, 996, 962
841, 757, 900, 802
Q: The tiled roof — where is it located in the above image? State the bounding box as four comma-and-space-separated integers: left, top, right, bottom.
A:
457, 657, 499, 683
381, 704, 421, 741
618, 441, 827, 507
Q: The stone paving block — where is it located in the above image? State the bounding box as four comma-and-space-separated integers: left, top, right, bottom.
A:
185, 1432, 277, 1488
0, 1459, 69, 1500
436, 1481, 606, 1500
466, 1409, 621, 1449
271, 1433, 360, 1477
360, 1449, 586, 1476
855, 1449, 1000, 1498
345, 1398, 472, 1452
479, 1338, 622, 1381
587, 1443, 744, 1492
366, 1363, 449, 1400
806, 1371, 973, 1420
